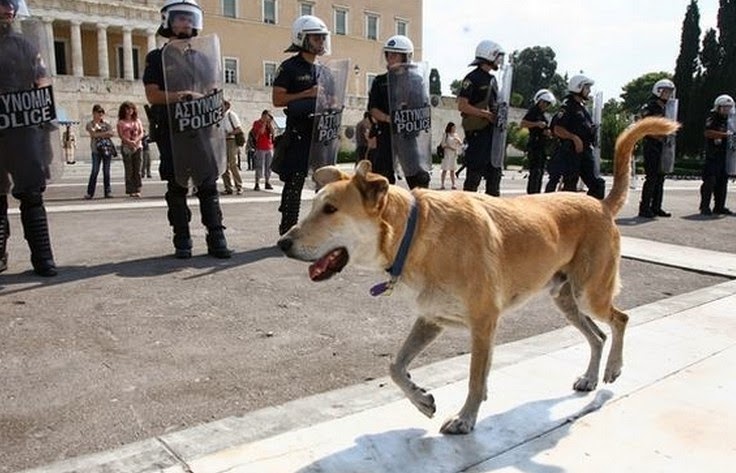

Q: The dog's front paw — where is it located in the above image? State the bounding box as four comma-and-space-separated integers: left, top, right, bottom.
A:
440, 414, 475, 435
573, 375, 598, 392
409, 389, 436, 418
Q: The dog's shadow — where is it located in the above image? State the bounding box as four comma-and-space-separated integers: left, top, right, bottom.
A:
292, 390, 613, 473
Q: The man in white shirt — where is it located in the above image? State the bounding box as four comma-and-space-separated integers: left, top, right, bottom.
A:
221, 100, 244, 195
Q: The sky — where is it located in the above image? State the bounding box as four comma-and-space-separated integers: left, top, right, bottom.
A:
422, 0, 720, 100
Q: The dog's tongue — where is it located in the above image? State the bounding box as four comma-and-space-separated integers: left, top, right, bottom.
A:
308, 249, 344, 281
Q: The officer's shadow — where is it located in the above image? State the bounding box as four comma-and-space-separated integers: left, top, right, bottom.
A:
0, 245, 283, 296
615, 216, 659, 226
291, 390, 613, 473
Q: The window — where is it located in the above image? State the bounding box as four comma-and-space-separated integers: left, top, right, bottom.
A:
366, 14, 379, 40
366, 73, 377, 95
299, 2, 313, 16
223, 0, 236, 18
224, 58, 238, 84
116, 46, 140, 79
334, 8, 348, 35
54, 40, 68, 75
396, 19, 408, 36
263, 0, 276, 24
264, 62, 277, 87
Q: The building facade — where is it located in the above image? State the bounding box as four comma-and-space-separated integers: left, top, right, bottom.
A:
24, 1, 466, 158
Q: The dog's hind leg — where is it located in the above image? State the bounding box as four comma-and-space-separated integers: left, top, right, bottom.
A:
603, 306, 628, 383
390, 317, 443, 418
440, 313, 497, 435
552, 282, 606, 391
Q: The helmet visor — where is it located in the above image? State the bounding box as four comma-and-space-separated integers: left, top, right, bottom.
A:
166, 5, 203, 32
304, 32, 331, 56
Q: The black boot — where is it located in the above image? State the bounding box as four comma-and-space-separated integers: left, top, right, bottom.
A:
166, 183, 192, 259
198, 189, 232, 258
0, 195, 8, 273
20, 195, 57, 277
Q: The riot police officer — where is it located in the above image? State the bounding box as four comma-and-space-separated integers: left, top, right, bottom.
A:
368, 35, 431, 189
638, 79, 675, 218
272, 15, 330, 236
700, 94, 735, 216
458, 40, 504, 196
553, 74, 605, 199
142, 0, 231, 259
520, 89, 556, 194
0, 0, 57, 276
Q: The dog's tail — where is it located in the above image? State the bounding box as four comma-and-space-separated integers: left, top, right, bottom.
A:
603, 117, 680, 216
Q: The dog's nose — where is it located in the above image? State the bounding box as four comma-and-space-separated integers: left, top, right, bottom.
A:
277, 236, 293, 253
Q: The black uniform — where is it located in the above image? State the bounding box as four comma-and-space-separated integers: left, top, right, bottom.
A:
272, 54, 318, 235
142, 43, 231, 258
0, 28, 56, 276
700, 111, 731, 214
367, 73, 395, 184
553, 94, 605, 199
638, 96, 668, 217
522, 103, 549, 194
458, 67, 501, 196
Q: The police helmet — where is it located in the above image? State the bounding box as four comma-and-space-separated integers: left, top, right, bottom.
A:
469, 40, 505, 68
533, 89, 556, 106
383, 35, 414, 62
285, 15, 331, 55
713, 94, 735, 111
158, 0, 203, 39
0, 0, 29, 18
567, 75, 595, 95
652, 79, 675, 99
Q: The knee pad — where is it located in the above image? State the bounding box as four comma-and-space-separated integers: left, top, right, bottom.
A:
166, 181, 188, 198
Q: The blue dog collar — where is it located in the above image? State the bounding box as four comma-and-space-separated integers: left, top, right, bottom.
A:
370, 198, 419, 297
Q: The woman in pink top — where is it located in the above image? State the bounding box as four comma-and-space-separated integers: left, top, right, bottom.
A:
117, 101, 144, 197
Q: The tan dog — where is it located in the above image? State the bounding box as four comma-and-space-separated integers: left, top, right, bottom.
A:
277, 117, 679, 434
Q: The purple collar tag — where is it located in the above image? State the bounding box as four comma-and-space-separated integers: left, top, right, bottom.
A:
370, 278, 396, 297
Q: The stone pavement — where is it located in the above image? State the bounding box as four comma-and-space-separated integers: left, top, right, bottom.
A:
7, 161, 736, 473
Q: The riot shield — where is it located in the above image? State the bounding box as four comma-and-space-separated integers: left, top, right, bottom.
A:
309, 59, 349, 171
0, 18, 63, 192
591, 91, 604, 176
660, 96, 678, 173
162, 34, 226, 188
726, 108, 736, 176
490, 63, 513, 168
387, 61, 432, 178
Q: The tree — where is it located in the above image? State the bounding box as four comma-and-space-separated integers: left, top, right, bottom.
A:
717, 0, 736, 99
429, 68, 441, 95
600, 99, 631, 161
672, 0, 701, 157
510, 46, 559, 104
619, 71, 673, 115
450, 79, 462, 96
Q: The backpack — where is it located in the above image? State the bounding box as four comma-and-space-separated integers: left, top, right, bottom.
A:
436, 143, 444, 159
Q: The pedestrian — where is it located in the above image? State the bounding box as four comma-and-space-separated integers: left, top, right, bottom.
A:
271, 14, 330, 235
637, 79, 676, 218
62, 124, 77, 164
245, 128, 256, 170
0, 0, 58, 276
520, 89, 556, 194
142, 0, 231, 258
458, 39, 505, 196
251, 109, 274, 191
221, 99, 244, 195
699, 94, 735, 216
354, 111, 371, 162
140, 133, 152, 178
84, 104, 115, 199
439, 122, 463, 190
117, 101, 144, 198
552, 74, 605, 199
368, 35, 431, 189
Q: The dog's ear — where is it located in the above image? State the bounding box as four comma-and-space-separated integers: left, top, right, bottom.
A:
314, 166, 350, 187
354, 160, 389, 209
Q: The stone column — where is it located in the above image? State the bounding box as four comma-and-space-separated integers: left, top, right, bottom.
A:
70, 20, 83, 77
42, 17, 57, 76
146, 28, 157, 55
96, 24, 109, 79
122, 26, 134, 80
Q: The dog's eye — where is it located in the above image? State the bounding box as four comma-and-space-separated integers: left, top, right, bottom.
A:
323, 203, 338, 214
